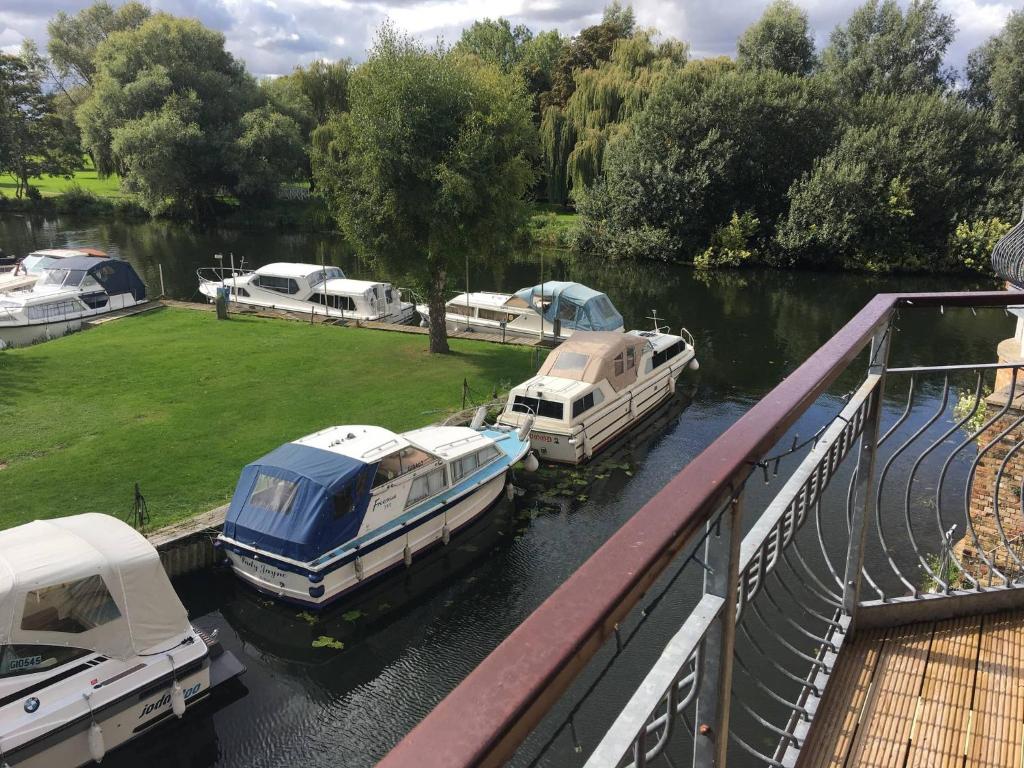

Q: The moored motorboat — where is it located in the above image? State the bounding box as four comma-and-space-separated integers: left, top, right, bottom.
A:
216, 419, 534, 608
0, 248, 106, 294
497, 326, 698, 464
197, 262, 414, 323
0, 514, 245, 768
416, 281, 624, 340
0, 256, 146, 348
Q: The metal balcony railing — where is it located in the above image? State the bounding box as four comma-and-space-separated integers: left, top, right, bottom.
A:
377, 290, 1024, 768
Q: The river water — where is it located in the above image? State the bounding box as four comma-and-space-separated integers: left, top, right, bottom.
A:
0, 212, 1011, 767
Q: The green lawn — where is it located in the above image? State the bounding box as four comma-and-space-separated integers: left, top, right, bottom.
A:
529, 203, 580, 247
0, 161, 122, 199
0, 308, 540, 530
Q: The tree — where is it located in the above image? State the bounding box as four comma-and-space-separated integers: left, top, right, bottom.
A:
455, 18, 533, 72
311, 28, 537, 353
77, 13, 303, 217
517, 30, 565, 112
820, 0, 955, 98
540, 32, 687, 203
737, 0, 815, 76
574, 65, 839, 261
233, 106, 306, 202
547, 2, 635, 107
47, 1, 151, 89
965, 11, 1024, 144
0, 52, 81, 198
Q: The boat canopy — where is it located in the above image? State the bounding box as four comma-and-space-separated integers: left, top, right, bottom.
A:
51, 256, 147, 300
537, 331, 649, 392
224, 442, 377, 562
510, 282, 623, 332
0, 514, 190, 660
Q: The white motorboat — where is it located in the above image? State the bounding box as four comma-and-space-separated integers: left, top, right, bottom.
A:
0, 514, 245, 768
197, 262, 414, 323
0, 256, 147, 349
497, 327, 698, 464
216, 419, 535, 608
416, 281, 624, 340
0, 248, 106, 294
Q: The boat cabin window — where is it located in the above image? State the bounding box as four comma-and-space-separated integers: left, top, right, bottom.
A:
231, 287, 250, 298
248, 473, 300, 514
372, 447, 434, 488
21, 575, 121, 635
551, 351, 589, 373
27, 299, 82, 321
478, 309, 516, 323
626, 347, 636, 370
311, 267, 344, 285
451, 444, 501, 482
333, 471, 368, 518
614, 354, 624, 376
385, 287, 394, 303
572, 389, 604, 418
512, 395, 564, 421
406, 467, 447, 507
254, 274, 300, 295
40, 268, 87, 287
310, 293, 355, 311
448, 303, 474, 317
0, 645, 91, 678
652, 341, 686, 370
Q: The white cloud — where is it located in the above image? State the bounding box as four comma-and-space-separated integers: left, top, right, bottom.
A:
0, 0, 1019, 78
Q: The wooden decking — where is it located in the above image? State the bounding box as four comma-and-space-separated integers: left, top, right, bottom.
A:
797, 610, 1024, 768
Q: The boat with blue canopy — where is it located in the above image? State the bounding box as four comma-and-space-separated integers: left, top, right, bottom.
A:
216, 418, 535, 608
415, 281, 624, 341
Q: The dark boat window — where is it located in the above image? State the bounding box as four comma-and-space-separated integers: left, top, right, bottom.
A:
310, 293, 355, 311
652, 341, 686, 370
81, 293, 109, 309
512, 395, 564, 420
0, 645, 91, 678
572, 392, 596, 418
333, 486, 354, 519
21, 575, 121, 634
255, 275, 299, 295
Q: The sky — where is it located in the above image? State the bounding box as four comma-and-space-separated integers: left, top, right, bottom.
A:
0, 0, 1021, 79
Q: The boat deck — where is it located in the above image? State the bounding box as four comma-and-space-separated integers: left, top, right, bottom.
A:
797, 608, 1024, 768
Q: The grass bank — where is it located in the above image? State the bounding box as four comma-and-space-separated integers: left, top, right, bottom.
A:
529, 203, 579, 248
0, 308, 540, 530
0, 162, 121, 199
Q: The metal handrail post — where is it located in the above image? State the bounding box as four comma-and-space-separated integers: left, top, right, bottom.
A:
842, 314, 893, 626
693, 495, 743, 767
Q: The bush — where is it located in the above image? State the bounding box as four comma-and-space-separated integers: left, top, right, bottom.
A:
694, 211, 758, 269
947, 217, 1011, 273
25, 185, 42, 201
55, 183, 103, 214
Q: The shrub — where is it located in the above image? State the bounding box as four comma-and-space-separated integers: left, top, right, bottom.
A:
694, 211, 759, 269
948, 217, 1011, 273
25, 186, 42, 201
55, 183, 103, 214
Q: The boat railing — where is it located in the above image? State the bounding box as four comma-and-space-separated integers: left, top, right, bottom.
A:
679, 326, 695, 348
377, 290, 1024, 768
196, 266, 254, 284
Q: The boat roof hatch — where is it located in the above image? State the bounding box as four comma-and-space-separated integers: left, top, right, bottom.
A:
0, 514, 191, 659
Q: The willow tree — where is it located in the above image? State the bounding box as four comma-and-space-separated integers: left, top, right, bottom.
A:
311, 27, 538, 353
540, 31, 687, 204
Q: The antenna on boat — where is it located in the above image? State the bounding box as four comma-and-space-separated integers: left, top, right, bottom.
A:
647, 309, 661, 332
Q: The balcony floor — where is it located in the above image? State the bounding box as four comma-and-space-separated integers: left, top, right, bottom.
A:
797, 609, 1024, 768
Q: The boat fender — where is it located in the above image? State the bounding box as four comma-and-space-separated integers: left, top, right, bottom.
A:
88, 722, 105, 763
171, 680, 186, 718
506, 483, 516, 501
442, 525, 451, 546
517, 416, 535, 442
669, 376, 676, 394
354, 556, 364, 581
470, 406, 487, 431
403, 544, 412, 567
688, 358, 700, 371
419, 319, 429, 328
524, 453, 540, 473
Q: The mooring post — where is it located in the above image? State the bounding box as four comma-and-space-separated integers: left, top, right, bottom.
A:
158, 264, 165, 298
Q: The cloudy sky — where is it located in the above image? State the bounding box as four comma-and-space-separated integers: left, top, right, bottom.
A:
1, 0, 1020, 78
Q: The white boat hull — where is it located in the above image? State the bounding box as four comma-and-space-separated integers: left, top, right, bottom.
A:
224, 472, 507, 607
0, 317, 83, 348
199, 281, 415, 324
522, 355, 692, 465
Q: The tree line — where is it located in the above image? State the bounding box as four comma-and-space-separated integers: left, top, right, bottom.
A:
2, 0, 1024, 288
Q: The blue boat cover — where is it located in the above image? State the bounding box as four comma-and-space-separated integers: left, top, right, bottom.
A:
54, 256, 147, 301
513, 281, 623, 333
223, 442, 376, 563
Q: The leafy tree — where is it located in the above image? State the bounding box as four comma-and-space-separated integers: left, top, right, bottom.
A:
311, 28, 537, 353
540, 32, 687, 203
574, 65, 839, 261
0, 52, 81, 198
821, 0, 955, 98
234, 106, 306, 201
47, 1, 151, 89
547, 2, 635, 107
455, 18, 533, 72
965, 11, 1024, 143
737, 0, 815, 76
777, 92, 1013, 270
517, 30, 565, 111
77, 13, 302, 217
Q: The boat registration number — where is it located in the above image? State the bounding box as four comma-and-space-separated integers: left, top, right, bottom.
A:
532, 433, 558, 444
238, 556, 289, 584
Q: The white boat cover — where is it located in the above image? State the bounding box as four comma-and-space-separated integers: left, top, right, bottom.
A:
0, 514, 190, 660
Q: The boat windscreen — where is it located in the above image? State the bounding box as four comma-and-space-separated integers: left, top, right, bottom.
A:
40, 268, 87, 287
